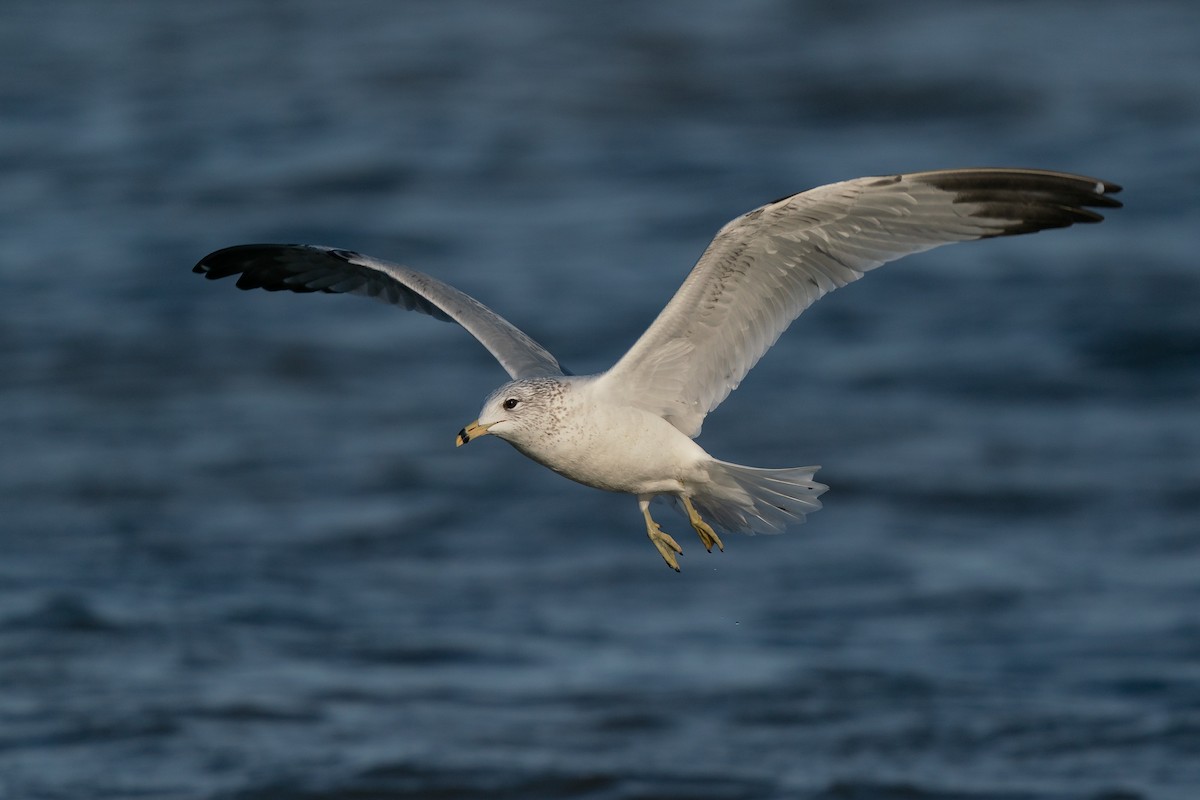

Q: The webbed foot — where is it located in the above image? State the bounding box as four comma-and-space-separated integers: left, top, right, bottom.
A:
639, 498, 683, 571
648, 523, 683, 572
682, 496, 724, 553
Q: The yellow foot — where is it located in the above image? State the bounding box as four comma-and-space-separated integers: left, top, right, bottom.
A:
682, 497, 724, 553
648, 523, 683, 572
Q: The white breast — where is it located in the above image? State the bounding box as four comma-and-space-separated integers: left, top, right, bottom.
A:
512, 381, 711, 496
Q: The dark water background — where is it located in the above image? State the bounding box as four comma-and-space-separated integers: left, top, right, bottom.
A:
3, 2, 1199, 798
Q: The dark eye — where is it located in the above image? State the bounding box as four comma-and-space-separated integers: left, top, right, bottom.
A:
502, 397, 520, 410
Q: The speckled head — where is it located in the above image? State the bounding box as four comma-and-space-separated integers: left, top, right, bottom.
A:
455, 377, 569, 448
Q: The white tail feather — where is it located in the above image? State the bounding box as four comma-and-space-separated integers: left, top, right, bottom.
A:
686, 460, 828, 534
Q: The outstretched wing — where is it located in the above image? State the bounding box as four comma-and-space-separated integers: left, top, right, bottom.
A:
596, 168, 1122, 437
193, 244, 565, 379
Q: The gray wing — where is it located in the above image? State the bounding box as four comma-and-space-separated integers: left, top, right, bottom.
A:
193, 244, 565, 379
596, 168, 1122, 437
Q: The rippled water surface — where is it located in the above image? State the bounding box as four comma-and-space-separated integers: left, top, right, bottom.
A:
3, 2, 1199, 798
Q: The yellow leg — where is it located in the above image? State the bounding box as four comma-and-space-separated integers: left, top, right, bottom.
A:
639, 497, 682, 572
681, 496, 724, 553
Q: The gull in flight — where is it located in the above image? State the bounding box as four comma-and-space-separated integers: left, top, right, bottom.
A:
194, 168, 1121, 570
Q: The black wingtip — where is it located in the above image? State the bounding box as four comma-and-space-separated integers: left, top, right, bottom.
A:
326, 248, 362, 263
912, 168, 1123, 236
193, 244, 304, 279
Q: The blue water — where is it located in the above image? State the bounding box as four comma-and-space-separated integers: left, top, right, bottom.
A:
3, 2, 1199, 798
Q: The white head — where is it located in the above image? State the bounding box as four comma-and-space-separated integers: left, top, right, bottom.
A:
455, 378, 566, 449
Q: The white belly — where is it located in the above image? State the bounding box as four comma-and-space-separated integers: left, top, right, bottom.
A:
511, 402, 709, 496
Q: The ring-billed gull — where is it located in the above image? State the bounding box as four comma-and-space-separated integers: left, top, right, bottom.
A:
194, 168, 1121, 570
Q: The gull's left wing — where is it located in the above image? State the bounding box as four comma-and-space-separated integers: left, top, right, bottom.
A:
594, 169, 1121, 437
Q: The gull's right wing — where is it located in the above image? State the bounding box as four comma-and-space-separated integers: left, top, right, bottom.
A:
194, 244, 566, 380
